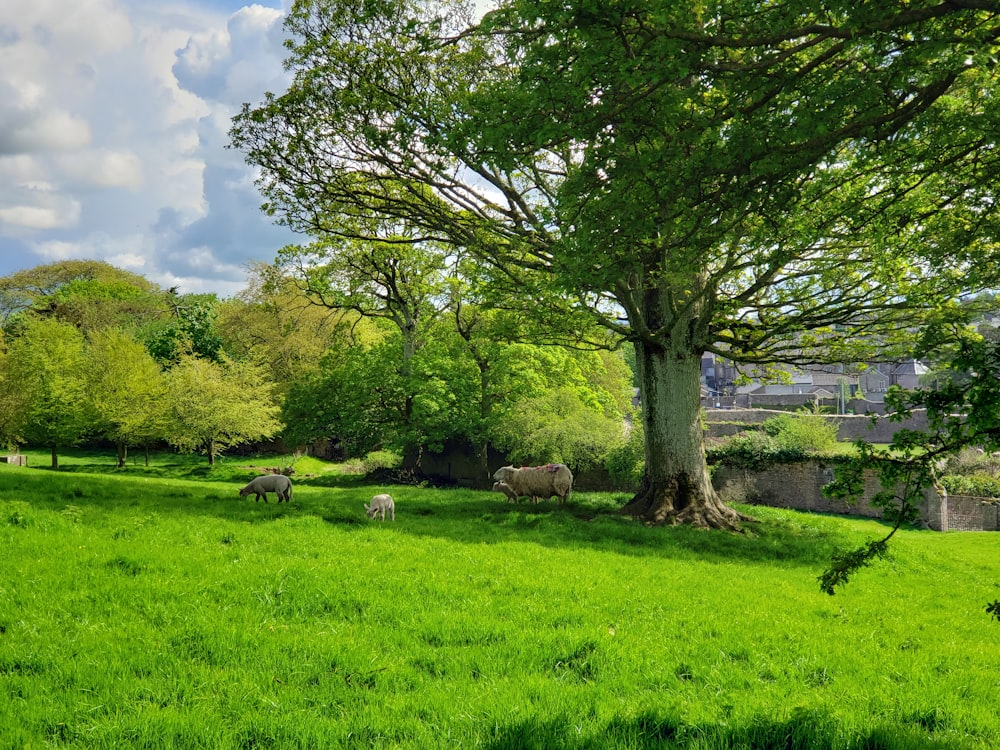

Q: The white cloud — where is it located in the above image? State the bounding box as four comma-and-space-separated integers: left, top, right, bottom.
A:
56, 149, 145, 189
0, 1, 298, 295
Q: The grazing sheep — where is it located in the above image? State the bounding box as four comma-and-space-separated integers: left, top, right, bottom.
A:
492, 463, 573, 505
492, 480, 521, 504
365, 493, 395, 521
239, 474, 293, 503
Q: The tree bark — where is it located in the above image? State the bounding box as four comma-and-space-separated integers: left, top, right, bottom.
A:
622, 338, 752, 530
50, 444, 58, 470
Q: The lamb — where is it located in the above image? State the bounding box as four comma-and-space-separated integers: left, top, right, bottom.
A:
492, 480, 521, 504
239, 474, 293, 503
365, 493, 395, 521
492, 463, 573, 505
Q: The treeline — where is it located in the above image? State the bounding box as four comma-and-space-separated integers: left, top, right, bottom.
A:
0, 260, 640, 475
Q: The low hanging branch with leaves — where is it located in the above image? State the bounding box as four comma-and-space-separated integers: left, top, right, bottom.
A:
818, 321, 1000, 621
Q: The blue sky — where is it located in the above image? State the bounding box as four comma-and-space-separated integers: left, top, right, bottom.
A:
0, 0, 298, 297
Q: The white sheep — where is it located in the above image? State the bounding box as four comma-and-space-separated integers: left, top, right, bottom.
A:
492, 463, 573, 504
239, 474, 293, 503
365, 493, 395, 521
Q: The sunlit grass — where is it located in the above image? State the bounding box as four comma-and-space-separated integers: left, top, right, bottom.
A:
0, 452, 997, 748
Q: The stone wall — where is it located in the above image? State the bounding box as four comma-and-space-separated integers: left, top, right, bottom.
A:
703, 408, 929, 443
712, 459, 996, 532
417, 434, 995, 531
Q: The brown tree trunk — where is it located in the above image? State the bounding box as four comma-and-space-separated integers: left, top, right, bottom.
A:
50, 444, 59, 470
621, 338, 752, 530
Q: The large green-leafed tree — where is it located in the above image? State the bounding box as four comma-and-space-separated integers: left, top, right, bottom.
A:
275, 235, 452, 448
232, 0, 1000, 528
215, 262, 350, 389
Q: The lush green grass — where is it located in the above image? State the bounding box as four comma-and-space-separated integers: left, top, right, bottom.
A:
1, 451, 998, 749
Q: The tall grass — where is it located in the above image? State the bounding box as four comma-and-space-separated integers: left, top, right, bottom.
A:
0, 450, 997, 749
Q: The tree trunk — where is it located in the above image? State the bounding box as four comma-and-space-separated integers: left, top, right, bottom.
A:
622, 339, 751, 530
117, 442, 128, 468
50, 444, 58, 470
207, 439, 216, 466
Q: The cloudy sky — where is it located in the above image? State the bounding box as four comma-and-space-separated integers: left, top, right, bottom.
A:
0, 0, 302, 298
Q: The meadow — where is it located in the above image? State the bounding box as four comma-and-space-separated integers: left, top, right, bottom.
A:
0, 450, 997, 749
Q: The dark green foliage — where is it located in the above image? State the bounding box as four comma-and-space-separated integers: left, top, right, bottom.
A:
823, 328, 1000, 609
142, 294, 224, 365
818, 538, 890, 596
707, 431, 807, 470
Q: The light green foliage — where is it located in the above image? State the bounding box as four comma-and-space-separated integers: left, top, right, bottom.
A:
214, 264, 353, 388
0, 457, 998, 748
708, 414, 843, 472
487, 345, 633, 466
86, 328, 168, 465
0, 259, 161, 326
761, 413, 841, 454
163, 354, 283, 464
1, 317, 91, 465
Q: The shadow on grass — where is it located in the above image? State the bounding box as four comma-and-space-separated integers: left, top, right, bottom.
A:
484, 710, 962, 750
0, 454, 898, 570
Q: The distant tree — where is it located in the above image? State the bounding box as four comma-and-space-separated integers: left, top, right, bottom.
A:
86, 328, 168, 467
215, 262, 353, 390
3, 317, 91, 468
0, 260, 161, 329
0, 347, 30, 451
163, 354, 283, 465
273, 236, 452, 458
282, 313, 635, 470
281, 334, 405, 457
142, 292, 224, 365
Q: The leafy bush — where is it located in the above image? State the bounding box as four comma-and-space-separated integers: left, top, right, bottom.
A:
941, 447, 1000, 478
604, 425, 644, 485
707, 431, 807, 470
361, 449, 402, 473
939, 473, 1000, 498
761, 413, 840, 453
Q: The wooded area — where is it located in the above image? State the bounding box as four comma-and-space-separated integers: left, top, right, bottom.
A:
0, 259, 636, 474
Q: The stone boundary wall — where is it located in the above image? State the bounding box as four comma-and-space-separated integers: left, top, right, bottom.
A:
419, 436, 995, 531
712, 460, 997, 531
703, 408, 930, 443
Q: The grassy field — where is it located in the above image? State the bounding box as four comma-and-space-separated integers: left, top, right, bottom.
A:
0, 449, 997, 749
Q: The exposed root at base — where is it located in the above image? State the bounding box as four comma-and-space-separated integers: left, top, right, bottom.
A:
622, 494, 756, 531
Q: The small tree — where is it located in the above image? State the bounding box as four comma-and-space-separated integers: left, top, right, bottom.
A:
4, 317, 92, 468
163, 354, 282, 465
86, 328, 168, 467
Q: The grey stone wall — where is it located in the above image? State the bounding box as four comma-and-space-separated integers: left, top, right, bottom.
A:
703, 408, 929, 443
712, 460, 996, 532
